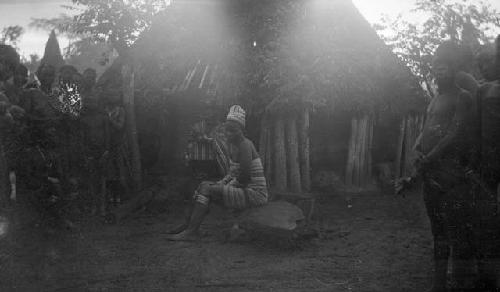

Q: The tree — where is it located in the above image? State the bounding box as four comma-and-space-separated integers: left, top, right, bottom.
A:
21, 54, 41, 76
1, 25, 24, 48
374, 0, 500, 97
38, 30, 65, 73
70, 0, 167, 56
30, 14, 115, 76
68, 0, 169, 191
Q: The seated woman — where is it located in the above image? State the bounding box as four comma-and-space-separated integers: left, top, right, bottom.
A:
167, 105, 268, 241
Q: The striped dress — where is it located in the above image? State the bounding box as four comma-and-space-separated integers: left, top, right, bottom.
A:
222, 158, 268, 209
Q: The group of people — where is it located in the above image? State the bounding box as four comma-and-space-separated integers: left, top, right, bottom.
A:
3, 30, 500, 290
0, 44, 130, 227
406, 37, 500, 291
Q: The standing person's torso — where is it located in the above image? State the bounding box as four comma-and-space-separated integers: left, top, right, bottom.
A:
417, 89, 472, 162
81, 111, 108, 154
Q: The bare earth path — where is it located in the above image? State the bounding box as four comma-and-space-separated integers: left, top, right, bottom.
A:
1, 189, 433, 292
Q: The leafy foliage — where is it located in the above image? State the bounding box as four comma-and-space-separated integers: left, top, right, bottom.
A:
21, 54, 41, 76
70, 0, 168, 55
374, 0, 500, 97
1, 25, 24, 48
30, 14, 76, 39
30, 13, 115, 74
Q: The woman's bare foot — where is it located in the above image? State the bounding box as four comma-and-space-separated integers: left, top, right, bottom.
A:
165, 229, 201, 241
166, 223, 188, 234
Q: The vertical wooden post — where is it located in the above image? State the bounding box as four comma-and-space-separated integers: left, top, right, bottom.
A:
259, 117, 268, 165
273, 118, 287, 191
122, 63, 143, 192
0, 141, 8, 206
353, 116, 363, 186
286, 116, 301, 193
265, 122, 273, 186
298, 108, 311, 192
259, 116, 271, 184
404, 115, 416, 177
345, 117, 357, 186
358, 115, 368, 186
366, 116, 374, 185
394, 117, 406, 179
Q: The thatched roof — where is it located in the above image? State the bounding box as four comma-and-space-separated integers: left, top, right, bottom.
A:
101, 0, 425, 116
132, 0, 242, 103
265, 0, 426, 115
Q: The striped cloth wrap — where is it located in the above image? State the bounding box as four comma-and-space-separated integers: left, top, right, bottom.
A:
222, 158, 268, 209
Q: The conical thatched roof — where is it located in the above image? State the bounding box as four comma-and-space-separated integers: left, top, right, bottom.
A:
39, 30, 65, 72
104, 0, 425, 116
264, 0, 426, 115
131, 0, 242, 103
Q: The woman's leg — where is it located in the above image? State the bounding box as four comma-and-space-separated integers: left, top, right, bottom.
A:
166, 182, 222, 239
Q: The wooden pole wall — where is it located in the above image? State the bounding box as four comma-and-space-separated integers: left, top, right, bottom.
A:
262, 109, 312, 193
394, 114, 425, 180
345, 114, 373, 187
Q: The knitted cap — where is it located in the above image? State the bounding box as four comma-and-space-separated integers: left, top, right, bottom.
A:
226, 105, 246, 127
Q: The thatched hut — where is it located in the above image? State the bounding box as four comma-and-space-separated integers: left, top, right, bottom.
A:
258, 0, 426, 192
99, 0, 426, 189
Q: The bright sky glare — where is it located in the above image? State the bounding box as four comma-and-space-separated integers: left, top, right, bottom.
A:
0, 0, 499, 58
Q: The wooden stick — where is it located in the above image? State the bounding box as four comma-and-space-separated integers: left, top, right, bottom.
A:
359, 115, 368, 186
345, 117, 357, 186
394, 117, 406, 179
273, 118, 287, 191
199, 64, 210, 89
286, 116, 301, 192
366, 115, 374, 185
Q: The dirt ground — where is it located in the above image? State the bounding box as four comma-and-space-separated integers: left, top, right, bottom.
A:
0, 187, 435, 292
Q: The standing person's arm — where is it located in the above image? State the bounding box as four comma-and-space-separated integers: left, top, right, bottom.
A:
455, 71, 479, 96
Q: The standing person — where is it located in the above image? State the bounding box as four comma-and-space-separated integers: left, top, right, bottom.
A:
80, 98, 109, 216
467, 35, 500, 292
412, 41, 475, 292
35, 63, 56, 95
82, 68, 97, 97
0, 45, 25, 205
105, 98, 130, 205
15, 121, 67, 228
167, 105, 268, 241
